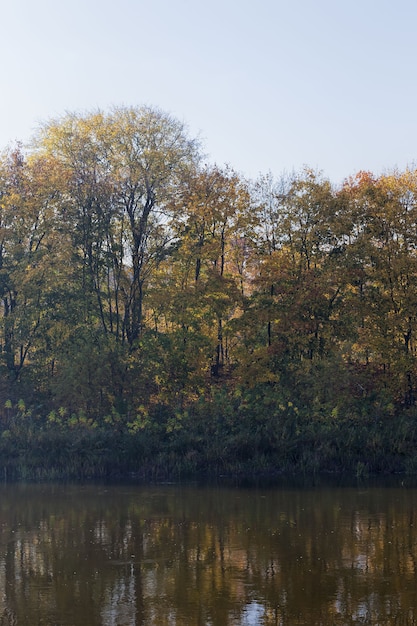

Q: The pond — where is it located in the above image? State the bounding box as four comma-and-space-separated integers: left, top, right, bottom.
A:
0, 479, 416, 625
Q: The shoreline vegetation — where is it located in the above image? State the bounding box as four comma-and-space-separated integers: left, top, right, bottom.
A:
1, 105, 417, 480
1, 390, 417, 481
2, 398, 417, 481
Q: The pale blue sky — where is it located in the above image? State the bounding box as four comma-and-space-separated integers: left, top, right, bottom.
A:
1, 0, 416, 184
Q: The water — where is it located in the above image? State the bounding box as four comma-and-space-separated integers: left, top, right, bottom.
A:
0, 480, 416, 625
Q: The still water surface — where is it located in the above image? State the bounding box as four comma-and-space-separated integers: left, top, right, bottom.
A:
0, 480, 416, 624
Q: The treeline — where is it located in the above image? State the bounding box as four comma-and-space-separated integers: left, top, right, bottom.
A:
1, 105, 417, 477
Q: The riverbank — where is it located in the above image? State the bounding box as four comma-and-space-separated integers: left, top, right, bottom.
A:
1, 397, 416, 481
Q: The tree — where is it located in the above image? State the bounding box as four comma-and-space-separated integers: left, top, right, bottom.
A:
337, 170, 417, 404
0, 146, 69, 388
37, 106, 200, 350
166, 165, 250, 376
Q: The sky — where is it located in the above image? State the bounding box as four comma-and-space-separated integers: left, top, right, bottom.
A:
1, 0, 417, 186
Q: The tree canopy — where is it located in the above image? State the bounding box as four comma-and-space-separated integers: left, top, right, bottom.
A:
1, 106, 417, 477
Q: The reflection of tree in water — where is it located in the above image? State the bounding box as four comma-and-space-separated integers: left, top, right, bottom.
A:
101, 567, 136, 625
0, 484, 415, 624
0, 558, 16, 626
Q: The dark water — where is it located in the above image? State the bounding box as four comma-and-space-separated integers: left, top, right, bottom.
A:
0, 480, 417, 625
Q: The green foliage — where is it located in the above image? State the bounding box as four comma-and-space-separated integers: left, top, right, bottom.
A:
1, 112, 417, 477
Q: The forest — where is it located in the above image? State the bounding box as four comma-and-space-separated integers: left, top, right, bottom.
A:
1, 105, 417, 478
